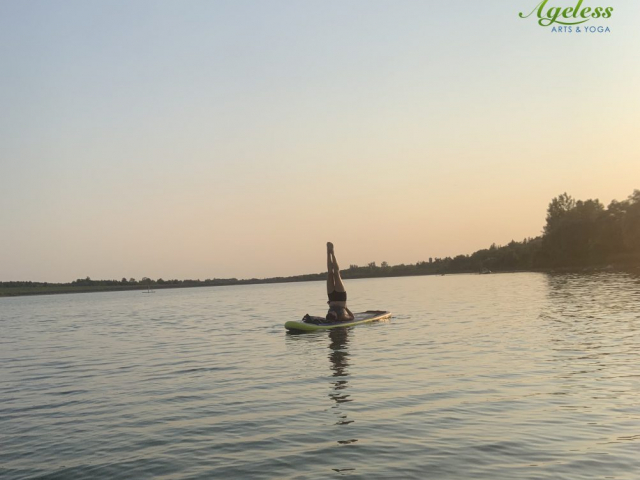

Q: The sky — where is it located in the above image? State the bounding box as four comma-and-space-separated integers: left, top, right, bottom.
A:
1, 0, 639, 282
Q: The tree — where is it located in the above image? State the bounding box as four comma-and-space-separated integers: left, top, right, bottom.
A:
622, 190, 640, 251
544, 193, 576, 234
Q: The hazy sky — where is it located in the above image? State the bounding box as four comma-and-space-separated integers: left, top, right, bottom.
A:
1, 1, 639, 282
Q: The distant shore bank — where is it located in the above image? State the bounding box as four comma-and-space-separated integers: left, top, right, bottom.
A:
2, 263, 638, 298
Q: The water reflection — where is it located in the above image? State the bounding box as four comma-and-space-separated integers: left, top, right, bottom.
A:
285, 327, 358, 445
545, 272, 640, 312
543, 272, 640, 334
541, 272, 640, 407
327, 328, 355, 432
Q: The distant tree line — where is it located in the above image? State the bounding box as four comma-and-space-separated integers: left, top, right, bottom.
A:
1, 190, 638, 296
341, 189, 640, 276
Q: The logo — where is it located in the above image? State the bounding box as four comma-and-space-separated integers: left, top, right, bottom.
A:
519, 0, 613, 28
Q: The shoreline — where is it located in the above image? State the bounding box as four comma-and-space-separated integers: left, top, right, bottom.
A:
2, 264, 638, 299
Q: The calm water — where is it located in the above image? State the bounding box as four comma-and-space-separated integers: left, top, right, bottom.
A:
1, 273, 640, 479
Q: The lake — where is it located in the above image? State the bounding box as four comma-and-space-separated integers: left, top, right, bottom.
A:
1, 272, 639, 479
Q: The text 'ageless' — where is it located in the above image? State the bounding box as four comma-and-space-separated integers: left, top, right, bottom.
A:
519, 0, 613, 27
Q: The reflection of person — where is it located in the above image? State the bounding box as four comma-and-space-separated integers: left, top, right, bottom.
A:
328, 327, 349, 378
328, 328, 352, 410
326, 242, 355, 322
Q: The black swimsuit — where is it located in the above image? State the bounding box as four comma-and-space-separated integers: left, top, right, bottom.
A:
328, 290, 347, 302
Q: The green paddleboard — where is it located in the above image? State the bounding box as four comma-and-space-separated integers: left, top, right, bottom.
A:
285, 310, 392, 332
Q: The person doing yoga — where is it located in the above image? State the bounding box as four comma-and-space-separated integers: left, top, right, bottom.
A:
326, 242, 355, 323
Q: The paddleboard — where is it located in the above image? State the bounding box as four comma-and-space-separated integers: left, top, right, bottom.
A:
285, 310, 391, 332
